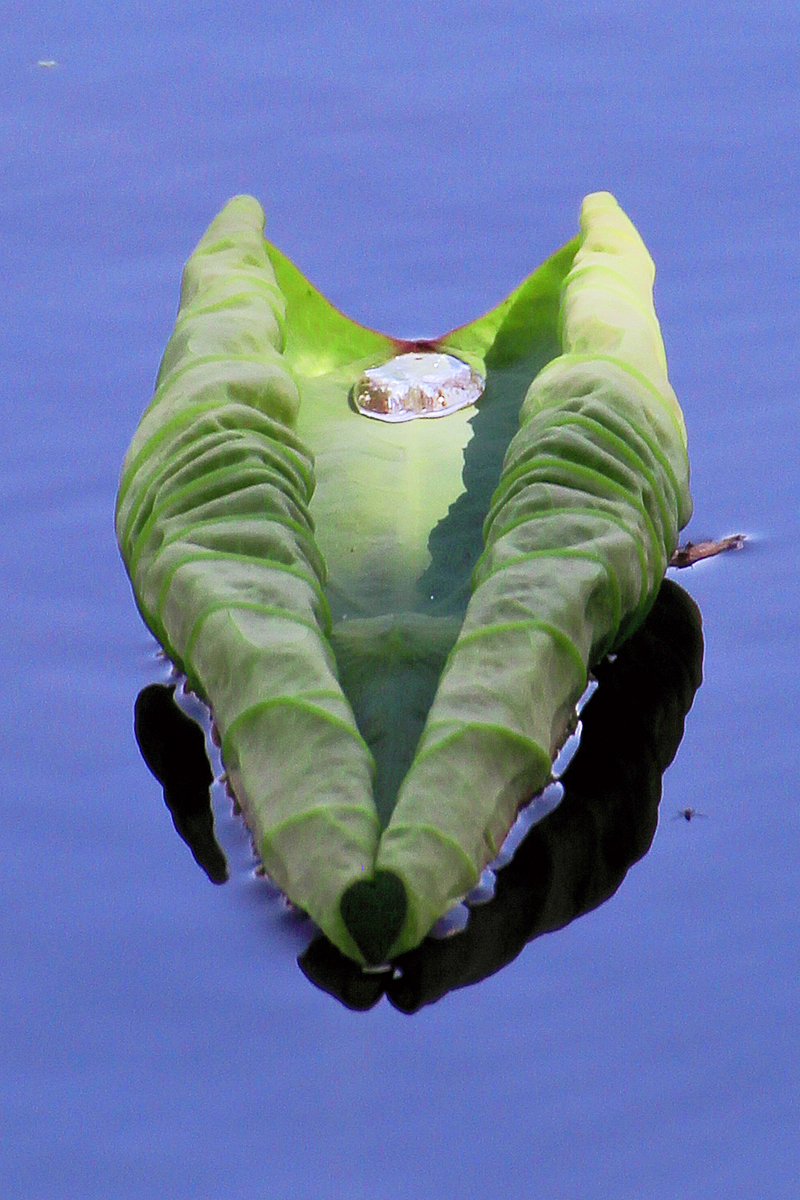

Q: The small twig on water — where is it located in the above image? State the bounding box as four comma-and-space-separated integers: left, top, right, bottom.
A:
669, 534, 745, 568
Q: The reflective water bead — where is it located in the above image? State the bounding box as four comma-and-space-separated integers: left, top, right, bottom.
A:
354, 352, 484, 422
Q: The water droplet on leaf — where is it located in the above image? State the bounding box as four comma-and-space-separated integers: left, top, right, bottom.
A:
354, 352, 484, 422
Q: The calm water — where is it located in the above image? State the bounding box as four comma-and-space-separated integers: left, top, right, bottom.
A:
3, 2, 799, 1197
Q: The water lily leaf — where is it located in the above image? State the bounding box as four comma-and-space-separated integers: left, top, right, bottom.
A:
117, 191, 691, 962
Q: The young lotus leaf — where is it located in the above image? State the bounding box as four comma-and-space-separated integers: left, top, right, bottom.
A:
117, 191, 691, 963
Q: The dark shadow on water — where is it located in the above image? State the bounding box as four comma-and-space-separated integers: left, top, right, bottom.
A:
134, 683, 228, 885
299, 578, 704, 1011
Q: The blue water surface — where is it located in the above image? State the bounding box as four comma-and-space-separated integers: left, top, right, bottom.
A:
2, 2, 799, 1197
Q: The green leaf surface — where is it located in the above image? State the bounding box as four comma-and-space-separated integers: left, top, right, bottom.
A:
117, 191, 691, 962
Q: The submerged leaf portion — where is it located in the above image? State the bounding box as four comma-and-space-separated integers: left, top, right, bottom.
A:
118, 190, 691, 964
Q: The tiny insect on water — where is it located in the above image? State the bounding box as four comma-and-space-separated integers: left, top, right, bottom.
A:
673, 807, 709, 822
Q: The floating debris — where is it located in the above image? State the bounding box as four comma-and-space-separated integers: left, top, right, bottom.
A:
354, 352, 484, 422
37, 60, 58, 68
670, 534, 745, 567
